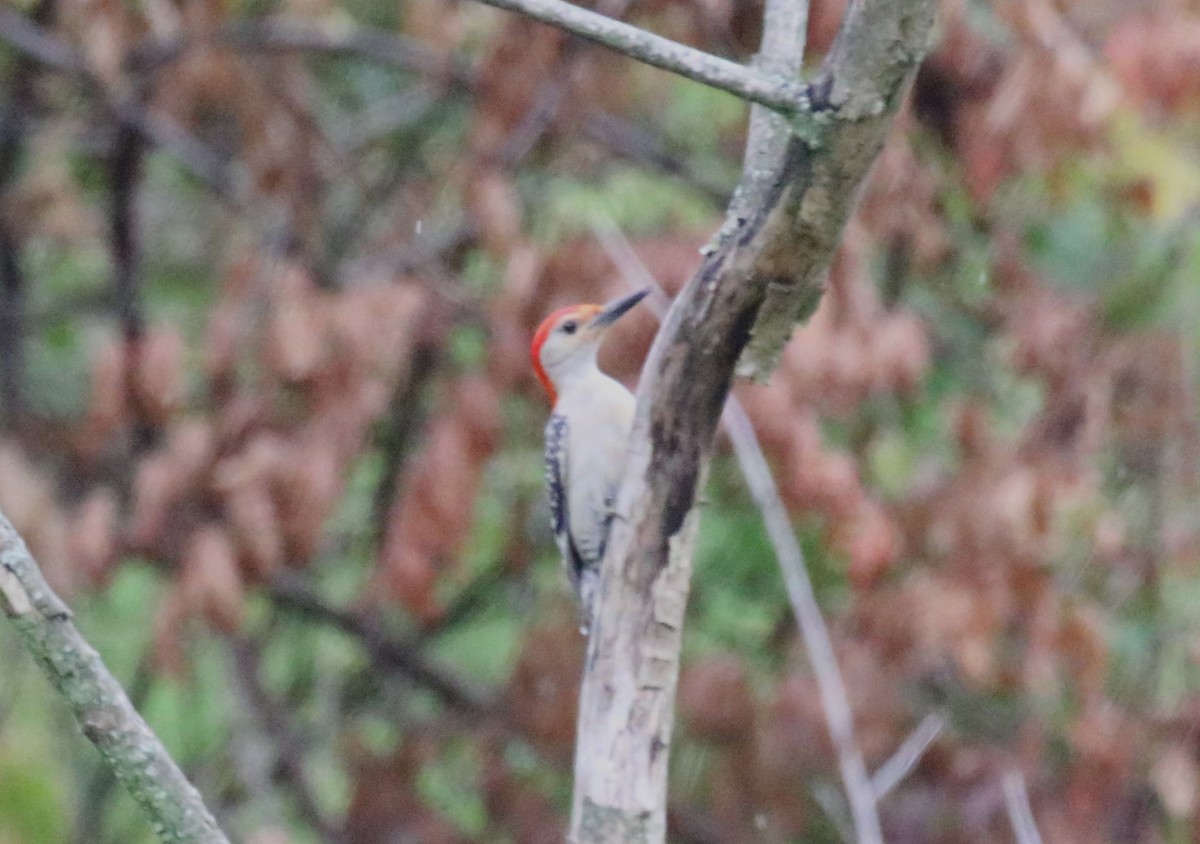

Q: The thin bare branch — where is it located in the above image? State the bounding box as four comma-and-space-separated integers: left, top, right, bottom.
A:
729, 400, 884, 842
735, 0, 808, 220
0, 510, 230, 844
871, 712, 946, 800
107, 100, 245, 205
470, 0, 809, 115
125, 18, 467, 83
580, 112, 730, 202
371, 332, 440, 550
1002, 770, 1044, 844
219, 19, 465, 81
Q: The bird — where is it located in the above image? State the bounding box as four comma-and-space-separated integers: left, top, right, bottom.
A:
531, 288, 649, 632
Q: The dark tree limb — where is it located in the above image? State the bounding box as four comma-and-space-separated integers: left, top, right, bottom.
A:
268, 574, 495, 715
0, 0, 55, 431
371, 330, 441, 551
0, 225, 24, 430
109, 125, 144, 345
0, 510, 230, 844
108, 118, 159, 456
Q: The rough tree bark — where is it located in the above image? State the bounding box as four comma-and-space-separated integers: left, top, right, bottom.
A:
0, 511, 230, 844
547, 0, 940, 841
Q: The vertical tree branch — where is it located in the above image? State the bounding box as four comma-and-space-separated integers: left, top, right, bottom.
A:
735, 0, 808, 224
0, 510, 231, 844
110, 126, 143, 343
597, 221, 946, 835
109, 117, 155, 453
562, 0, 937, 839
0, 225, 24, 430
371, 329, 440, 550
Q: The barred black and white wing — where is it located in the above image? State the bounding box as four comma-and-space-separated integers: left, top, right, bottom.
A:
543, 377, 637, 631
544, 413, 587, 597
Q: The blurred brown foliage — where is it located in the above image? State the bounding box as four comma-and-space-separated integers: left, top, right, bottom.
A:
4, 0, 1200, 841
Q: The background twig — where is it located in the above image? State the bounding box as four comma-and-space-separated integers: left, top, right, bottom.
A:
1002, 770, 1044, 844
228, 634, 340, 842
870, 711, 945, 801
723, 397, 883, 844
268, 573, 495, 715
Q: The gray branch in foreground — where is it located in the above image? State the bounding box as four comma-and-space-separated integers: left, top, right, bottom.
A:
472, 0, 809, 115
567, 0, 937, 838
594, 220, 883, 841
0, 511, 230, 844
597, 221, 946, 836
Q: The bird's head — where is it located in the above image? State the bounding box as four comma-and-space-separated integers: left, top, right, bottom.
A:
530, 288, 649, 403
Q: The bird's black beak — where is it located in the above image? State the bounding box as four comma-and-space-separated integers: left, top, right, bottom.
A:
592, 288, 649, 328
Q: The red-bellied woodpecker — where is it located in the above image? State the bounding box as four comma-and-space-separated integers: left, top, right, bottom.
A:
531, 288, 649, 632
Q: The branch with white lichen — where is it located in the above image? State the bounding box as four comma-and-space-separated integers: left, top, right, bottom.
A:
0, 510, 230, 844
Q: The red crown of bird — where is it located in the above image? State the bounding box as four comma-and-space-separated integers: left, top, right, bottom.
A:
530, 304, 603, 404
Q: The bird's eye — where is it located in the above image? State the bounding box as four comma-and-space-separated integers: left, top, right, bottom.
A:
561, 321, 578, 335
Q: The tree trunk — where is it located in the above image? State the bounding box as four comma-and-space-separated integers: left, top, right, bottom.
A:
569, 0, 938, 840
